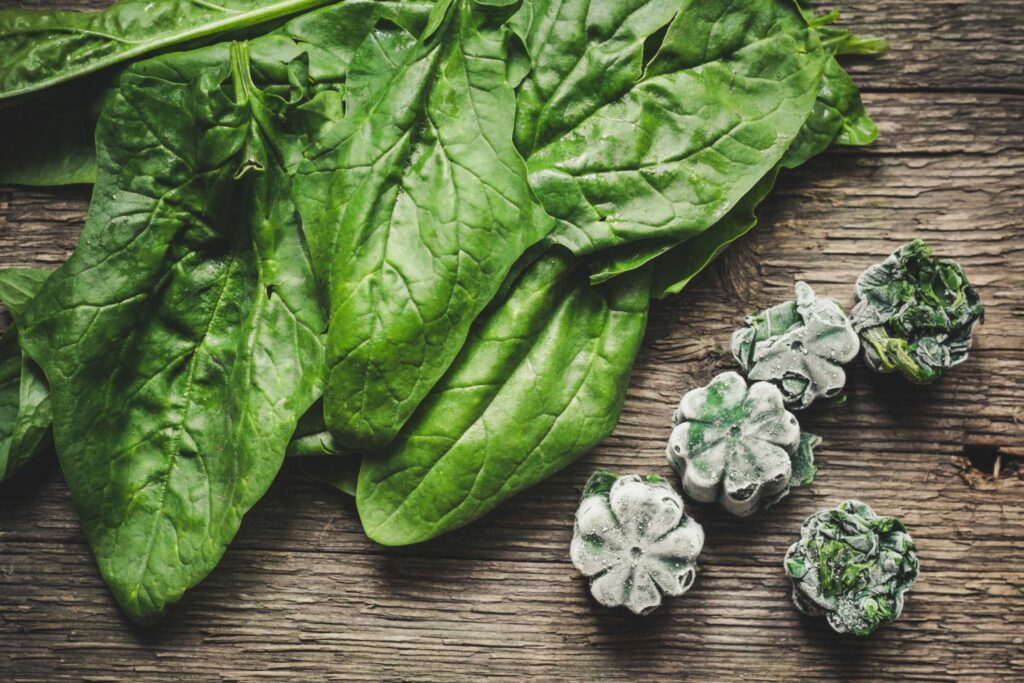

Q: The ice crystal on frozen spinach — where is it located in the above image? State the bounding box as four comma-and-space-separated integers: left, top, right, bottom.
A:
785, 500, 919, 636
570, 471, 704, 615
667, 372, 818, 516
851, 240, 984, 384
295, 0, 553, 452
732, 281, 860, 410
0, 268, 53, 482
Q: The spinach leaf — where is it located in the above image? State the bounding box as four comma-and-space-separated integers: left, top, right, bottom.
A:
0, 0, 341, 101
356, 250, 650, 546
286, 398, 344, 457
514, 0, 825, 256
646, 29, 884, 298
797, 1, 889, 58
296, 0, 553, 451
19, 39, 328, 624
586, 64, 860, 290
780, 56, 878, 170
594, 16, 883, 294
0, 268, 52, 316
0, 268, 53, 482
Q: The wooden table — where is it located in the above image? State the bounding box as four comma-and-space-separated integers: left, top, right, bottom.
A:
1, 1, 1022, 680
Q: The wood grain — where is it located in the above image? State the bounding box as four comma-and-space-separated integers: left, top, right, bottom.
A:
1, 1, 1022, 681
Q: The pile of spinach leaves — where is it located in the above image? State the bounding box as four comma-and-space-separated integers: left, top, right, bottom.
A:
0, 0, 883, 623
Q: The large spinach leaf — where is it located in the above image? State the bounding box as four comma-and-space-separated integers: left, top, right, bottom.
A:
296, 0, 553, 451
0, 0, 340, 101
647, 25, 884, 298
587, 15, 884, 290
0, 268, 53, 482
513, 0, 825, 255
356, 250, 650, 545
19, 39, 328, 624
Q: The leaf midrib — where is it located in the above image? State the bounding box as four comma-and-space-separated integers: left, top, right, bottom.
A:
0, 0, 338, 101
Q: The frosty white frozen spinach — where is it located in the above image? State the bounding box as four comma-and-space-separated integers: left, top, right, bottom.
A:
570, 470, 704, 615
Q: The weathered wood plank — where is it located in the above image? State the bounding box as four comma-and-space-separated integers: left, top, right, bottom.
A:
1, 0, 1022, 680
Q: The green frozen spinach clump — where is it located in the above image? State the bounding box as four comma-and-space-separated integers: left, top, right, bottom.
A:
851, 240, 983, 384
784, 500, 919, 636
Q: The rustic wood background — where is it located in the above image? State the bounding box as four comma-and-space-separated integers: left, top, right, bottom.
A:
1, 1, 1022, 680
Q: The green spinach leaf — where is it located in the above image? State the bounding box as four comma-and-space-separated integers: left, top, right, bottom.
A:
514, 0, 825, 256
296, 0, 553, 451
356, 250, 650, 545
0, 0, 341, 101
650, 168, 781, 298
19, 39, 328, 623
286, 398, 345, 457
545, 2, 881, 289
645, 27, 883, 298
0, 268, 53, 482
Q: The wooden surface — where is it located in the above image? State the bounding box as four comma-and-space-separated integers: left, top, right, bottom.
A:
1, 1, 1023, 680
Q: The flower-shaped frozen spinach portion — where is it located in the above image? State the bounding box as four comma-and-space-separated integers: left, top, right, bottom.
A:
851, 240, 984, 384
666, 371, 809, 516
732, 281, 860, 409
784, 500, 919, 636
570, 471, 704, 615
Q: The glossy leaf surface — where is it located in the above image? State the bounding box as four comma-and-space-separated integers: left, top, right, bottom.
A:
20, 39, 329, 623
587, 9, 881, 289
297, 0, 552, 451
515, 0, 825, 256
357, 251, 650, 545
0, 1, 434, 187
0, 0, 336, 100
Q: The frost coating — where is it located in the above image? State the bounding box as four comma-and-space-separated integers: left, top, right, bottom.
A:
784, 500, 919, 636
666, 371, 813, 517
732, 281, 860, 410
851, 240, 984, 384
570, 471, 704, 615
